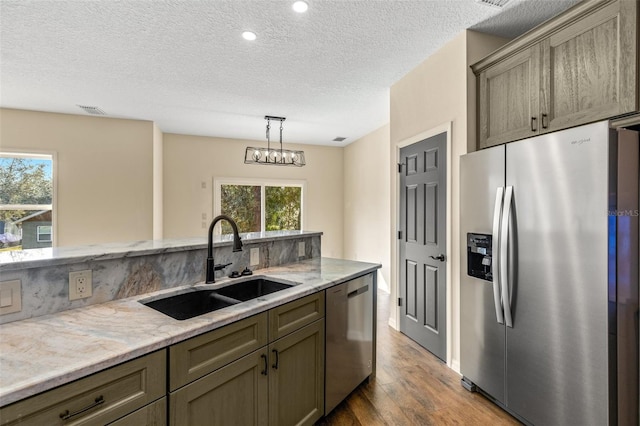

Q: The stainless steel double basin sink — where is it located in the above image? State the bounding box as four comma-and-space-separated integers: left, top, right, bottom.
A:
141, 278, 294, 320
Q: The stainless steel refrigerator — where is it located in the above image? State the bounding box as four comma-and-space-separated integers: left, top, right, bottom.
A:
460, 121, 639, 425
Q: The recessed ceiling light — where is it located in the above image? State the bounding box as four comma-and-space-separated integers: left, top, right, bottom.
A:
242, 31, 257, 41
292, 1, 308, 13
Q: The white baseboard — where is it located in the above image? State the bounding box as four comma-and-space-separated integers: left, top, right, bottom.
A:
450, 359, 461, 374
388, 316, 398, 330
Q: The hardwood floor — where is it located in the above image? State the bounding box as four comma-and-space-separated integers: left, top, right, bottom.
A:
317, 290, 520, 426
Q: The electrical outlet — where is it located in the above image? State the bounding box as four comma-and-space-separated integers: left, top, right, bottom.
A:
250, 247, 260, 266
298, 241, 305, 257
0, 280, 22, 315
69, 270, 93, 301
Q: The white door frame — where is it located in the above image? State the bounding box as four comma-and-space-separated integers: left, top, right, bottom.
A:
393, 121, 453, 367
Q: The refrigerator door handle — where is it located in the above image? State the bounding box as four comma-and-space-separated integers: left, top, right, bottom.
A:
492, 187, 505, 324
501, 186, 514, 328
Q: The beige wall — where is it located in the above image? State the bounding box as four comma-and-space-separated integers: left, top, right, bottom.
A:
0, 108, 154, 246
343, 124, 391, 292
389, 30, 508, 371
153, 123, 164, 239
163, 133, 344, 258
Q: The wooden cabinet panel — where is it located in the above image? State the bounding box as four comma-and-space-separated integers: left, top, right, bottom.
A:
169, 313, 268, 391
169, 349, 268, 426
108, 397, 166, 426
542, 0, 637, 131
269, 320, 325, 426
268, 292, 324, 341
0, 351, 166, 426
478, 46, 540, 148
474, 0, 638, 149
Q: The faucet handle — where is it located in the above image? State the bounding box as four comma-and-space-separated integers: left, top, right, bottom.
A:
214, 262, 232, 271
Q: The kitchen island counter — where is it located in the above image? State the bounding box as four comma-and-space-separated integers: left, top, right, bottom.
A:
0, 257, 380, 407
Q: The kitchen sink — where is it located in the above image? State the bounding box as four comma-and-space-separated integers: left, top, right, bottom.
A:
214, 278, 293, 301
141, 278, 295, 320
143, 290, 238, 320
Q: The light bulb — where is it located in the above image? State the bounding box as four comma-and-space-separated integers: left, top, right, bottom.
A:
242, 31, 257, 41
292, 1, 308, 13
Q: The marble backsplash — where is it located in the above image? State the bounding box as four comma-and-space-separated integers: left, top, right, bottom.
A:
0, 234, 321, 324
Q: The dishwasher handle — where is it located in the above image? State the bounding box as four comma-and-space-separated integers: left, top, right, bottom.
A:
347, 285, 369, 298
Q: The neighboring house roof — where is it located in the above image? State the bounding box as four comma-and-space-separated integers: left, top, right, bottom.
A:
11, 210, 52, 224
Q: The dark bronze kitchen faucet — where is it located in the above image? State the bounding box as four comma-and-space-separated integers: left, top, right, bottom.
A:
205, 215, 243, 283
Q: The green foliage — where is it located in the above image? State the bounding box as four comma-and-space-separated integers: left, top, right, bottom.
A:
220, 184, 301, 234
221, 185, 261, 234
0, 158, 52, 223
266, 186, 301, 231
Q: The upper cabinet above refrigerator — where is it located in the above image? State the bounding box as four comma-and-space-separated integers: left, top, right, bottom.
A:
472, 0, 638, 149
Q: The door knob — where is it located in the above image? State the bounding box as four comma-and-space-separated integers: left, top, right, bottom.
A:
430, 254, 446, 262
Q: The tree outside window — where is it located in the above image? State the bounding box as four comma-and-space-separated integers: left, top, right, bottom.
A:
216, 180, 304, 235
0, 154, 54, 251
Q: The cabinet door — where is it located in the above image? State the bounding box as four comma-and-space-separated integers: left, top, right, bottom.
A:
541, 0, 637, 132
170, 349, 268, 426
269, 319, 324, 426
478, 45, 541, 148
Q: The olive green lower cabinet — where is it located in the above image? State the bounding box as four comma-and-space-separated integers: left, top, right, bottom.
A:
169, 292, 325, 426
0, 351, 166, 426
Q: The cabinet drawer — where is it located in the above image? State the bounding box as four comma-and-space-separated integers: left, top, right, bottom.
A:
169, 313, 268, 390
108, 397, 166, 426
269, 292, 325, 341
0, 350, 166, 426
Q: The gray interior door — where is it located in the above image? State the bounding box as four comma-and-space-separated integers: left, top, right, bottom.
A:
398, 132, 447, 361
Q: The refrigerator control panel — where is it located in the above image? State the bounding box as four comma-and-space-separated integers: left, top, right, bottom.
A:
467, 233, 492, 282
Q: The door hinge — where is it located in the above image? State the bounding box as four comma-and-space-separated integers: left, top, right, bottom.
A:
398, 297, 402, 307
398, 230, 402, 240
397, 163, 403, 173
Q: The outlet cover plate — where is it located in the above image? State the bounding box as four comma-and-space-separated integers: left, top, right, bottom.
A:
298, 241, 305, 257
69, 270, 93, 301
250, 248, 260, 266
0, 280, 22, 315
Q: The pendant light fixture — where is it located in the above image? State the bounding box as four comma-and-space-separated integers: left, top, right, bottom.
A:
244, 116, 306, 167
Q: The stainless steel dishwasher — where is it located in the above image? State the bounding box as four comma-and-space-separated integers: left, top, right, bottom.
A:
325, 273, 374, 414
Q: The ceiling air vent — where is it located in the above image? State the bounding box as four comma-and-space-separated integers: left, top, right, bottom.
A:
77, 105, 106, 115
332, 137, 347, 142
476, 0, 510, 8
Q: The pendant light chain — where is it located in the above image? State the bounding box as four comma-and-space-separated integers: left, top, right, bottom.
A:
279, 119, 284, 163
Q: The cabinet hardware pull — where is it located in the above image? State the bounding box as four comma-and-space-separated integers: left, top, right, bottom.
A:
541, 113, 548, 129
261, 354, 268, 375
272, 349, 279, 369
59, 395, 105, 420
531, 117, 537, 132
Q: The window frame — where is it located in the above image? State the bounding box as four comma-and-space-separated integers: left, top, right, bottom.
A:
36, 225, 53, 243
213, 177, 306, 234
0, 150, 57, 247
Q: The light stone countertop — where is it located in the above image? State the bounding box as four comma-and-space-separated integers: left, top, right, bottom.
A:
0, 257, 380, 407
0, 230, 322, 272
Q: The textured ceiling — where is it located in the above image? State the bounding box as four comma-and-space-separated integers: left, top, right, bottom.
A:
0, 0, 580, 146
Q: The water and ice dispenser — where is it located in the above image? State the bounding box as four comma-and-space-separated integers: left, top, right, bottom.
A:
466, 233, 492, 282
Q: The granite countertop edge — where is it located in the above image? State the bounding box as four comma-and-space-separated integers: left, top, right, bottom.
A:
0, 230, 323, 272
0, 257, 380, 407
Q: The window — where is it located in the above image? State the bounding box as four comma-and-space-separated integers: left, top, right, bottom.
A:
214, 178, 305, 235
0, 152, 54, 251
36, 225, 52, 242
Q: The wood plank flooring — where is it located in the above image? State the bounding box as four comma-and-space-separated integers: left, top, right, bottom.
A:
317, 290, 520, 426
